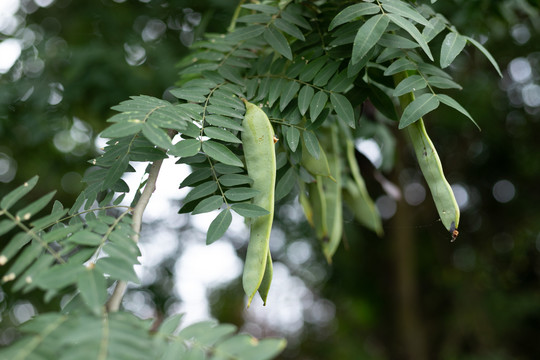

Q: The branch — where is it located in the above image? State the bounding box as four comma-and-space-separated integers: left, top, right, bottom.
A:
106, 159, 164, 312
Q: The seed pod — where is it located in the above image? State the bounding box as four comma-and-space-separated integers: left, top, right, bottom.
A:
257, 249, 273, 305
241, 100, 276, 306
319, 125, 343, 262
394, 71, 460, 236
344, 138, 383, 236
300, 134, 333, 179
407, 120, 460, 232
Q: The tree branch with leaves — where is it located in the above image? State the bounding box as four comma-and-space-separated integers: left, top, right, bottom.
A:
0, 0, 500, 358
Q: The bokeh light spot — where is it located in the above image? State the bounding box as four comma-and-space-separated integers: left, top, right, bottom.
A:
404, 182, 425, 206
508, 57, 532, 83
451, 184, 470, 209
492, 179, 516, 203
0, 39, 22, 73
375, 195, 396, 219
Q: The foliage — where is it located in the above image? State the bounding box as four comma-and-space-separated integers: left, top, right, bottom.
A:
0, 0, 504, 358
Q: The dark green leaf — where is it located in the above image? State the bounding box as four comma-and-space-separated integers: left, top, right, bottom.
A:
67, 230, 103, 246
378, 33, 419, 49
440, 32, 467, 68
384, 57, 416, 75
298, 86, 314, 116
102, 153, 129, 190
427, 76, 462, 90
274, 18, 304, 41
159, 314, 184, 335
423, 16, 445, 42
95, 257, 139, 283
184, 181, 218, 203
34, 262, 84, 290
78, 268, 107, 315
180, 168, 213, 188
191, 195, 223, 215
276, 151, 288, 170
330, 93, 356, 128
204, 127, 241, 144
1, 176, 39, 211
393, 75, 427, 96
101, 121, 142, 138
309, 91, 328, 121
299, 56, 328, 82
303, 131, 320, 159
275, 167, 296, 201
241, 3, 279, 14
352, 14, 389, 65
399, 93, 440, 129
246, 78, 259, 100
15, 191, 56, 221
170, 139, 201, 157
179, 63, 219, 75
285, 126, 300, 152
268, 78, 286, 107
313, 62, 341, 87
224, 188, 260, 201
130, 146, 167, 161
236, 14, 272, 23
207, 105, 243, 119
281, 8, 311, 30
205, 115, 243, 131
103, 242, 139, 265
387, 13, 433, 61
218, 65, 245, 86
381, 0, 430, 27
169, 88, 208, 103
210, 92, 244, 110
329, 3, 381, 30
207, 209, 232, 245
202, 141, 244, 167
231, 203, 270, 218
327, 70, 355, 92
226, 25, 265, 42
0, 220, 16, 237
263, 25, 292, 60
214, 163, 244, 174
142, 124, 172, 149
280, 81, 301, 111
219, 174, 253, 187
43, 223, 83, 243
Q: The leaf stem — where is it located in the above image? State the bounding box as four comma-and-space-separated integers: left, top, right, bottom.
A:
106, 159, 164, 312
227, 0, 246, 33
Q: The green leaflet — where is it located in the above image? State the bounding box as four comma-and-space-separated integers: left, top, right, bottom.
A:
352, 14, 390, 64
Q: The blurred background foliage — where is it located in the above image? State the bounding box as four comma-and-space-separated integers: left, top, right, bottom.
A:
1, 0, 540, 359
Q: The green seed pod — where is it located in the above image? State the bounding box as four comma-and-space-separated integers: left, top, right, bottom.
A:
344, 138, 383, 236
298, 181, 314, 226
308, 177, 328, 241
394, 72, 460, 236
300, 134, 333, 179
241, 100, 276, 306
319, 125, 343, 262
257, 249, 273, 306
407, 120, 460, 232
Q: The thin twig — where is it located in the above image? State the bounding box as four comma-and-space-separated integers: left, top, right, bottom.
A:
106, 159, 164, 312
